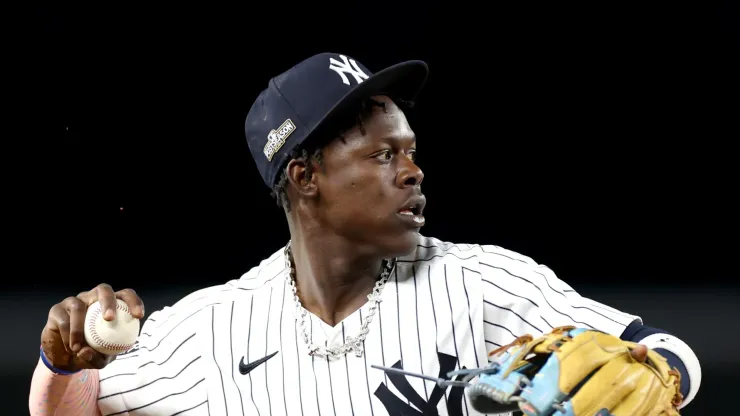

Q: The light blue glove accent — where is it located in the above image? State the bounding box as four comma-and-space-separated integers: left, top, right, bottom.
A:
518, 354, 568, 416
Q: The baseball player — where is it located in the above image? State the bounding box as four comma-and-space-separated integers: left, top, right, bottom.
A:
30, 53, 701, 416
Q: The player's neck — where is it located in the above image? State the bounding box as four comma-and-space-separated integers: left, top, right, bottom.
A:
287, 231, 386, 327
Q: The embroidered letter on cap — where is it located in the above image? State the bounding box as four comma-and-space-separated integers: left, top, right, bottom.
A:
263, 119, 296, 161
329, 55, 369, 86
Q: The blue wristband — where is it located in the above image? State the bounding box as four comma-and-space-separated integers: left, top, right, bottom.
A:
39, 346, 82, 375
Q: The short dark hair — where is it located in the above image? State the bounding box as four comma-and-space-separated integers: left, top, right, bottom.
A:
270, 96, 415, 212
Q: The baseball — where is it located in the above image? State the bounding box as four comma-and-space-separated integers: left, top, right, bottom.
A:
84, 298, 140, 356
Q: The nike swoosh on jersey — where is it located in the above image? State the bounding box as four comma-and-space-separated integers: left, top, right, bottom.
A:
239, 350, 279, 375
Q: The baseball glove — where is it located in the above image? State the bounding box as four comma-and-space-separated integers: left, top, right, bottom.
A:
467, 326, 684, 416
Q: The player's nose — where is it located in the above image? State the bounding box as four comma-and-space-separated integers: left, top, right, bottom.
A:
397, 158, 424, 188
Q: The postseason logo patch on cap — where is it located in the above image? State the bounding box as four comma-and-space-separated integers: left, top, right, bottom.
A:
263, 119, 296, 161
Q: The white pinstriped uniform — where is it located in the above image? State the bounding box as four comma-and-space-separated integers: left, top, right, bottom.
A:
96, 235, 641, 416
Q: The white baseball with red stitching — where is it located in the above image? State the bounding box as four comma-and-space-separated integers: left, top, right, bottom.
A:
83, 298, 140, 355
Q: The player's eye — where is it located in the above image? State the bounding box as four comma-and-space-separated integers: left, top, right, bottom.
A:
408, 150, 417, 162
375, 150, 392, 161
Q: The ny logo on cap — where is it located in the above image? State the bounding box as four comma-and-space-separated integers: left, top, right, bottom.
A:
263, 119, 296, 161
329, 55, 369, 86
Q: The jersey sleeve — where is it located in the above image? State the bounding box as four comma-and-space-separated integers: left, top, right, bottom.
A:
474, 244, 642, 356
95, 286, 225, 416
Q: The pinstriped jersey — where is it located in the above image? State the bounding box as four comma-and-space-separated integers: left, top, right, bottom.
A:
96, 235, 641, 416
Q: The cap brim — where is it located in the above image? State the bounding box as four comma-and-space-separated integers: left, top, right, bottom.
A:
303, 60, 429, 146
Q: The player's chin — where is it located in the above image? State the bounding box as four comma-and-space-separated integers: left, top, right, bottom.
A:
379, 228, 421, 259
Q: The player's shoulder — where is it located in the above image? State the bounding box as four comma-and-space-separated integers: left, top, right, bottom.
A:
406, 234, 539, 268
404, 234, 576, 291
230, 244, 287, 291
143, 245, 287, 325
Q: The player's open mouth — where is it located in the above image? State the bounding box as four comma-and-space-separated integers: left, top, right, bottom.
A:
397, 203, 425, 226
398, 204, 421, 215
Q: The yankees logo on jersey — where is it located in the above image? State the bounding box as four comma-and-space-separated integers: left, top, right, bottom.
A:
95, 235, 641, 416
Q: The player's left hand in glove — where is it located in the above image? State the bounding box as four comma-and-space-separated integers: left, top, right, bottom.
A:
468, 326, 684, 415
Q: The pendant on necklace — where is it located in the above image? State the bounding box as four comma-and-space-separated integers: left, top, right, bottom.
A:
345, 335, 364, 357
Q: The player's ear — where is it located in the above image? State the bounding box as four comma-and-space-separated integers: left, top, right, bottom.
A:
286, 157, 318, 199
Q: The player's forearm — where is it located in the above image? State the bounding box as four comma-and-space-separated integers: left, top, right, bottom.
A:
29, 358, 102, 416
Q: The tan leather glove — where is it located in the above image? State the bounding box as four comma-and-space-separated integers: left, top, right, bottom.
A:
468, 326, 683, 415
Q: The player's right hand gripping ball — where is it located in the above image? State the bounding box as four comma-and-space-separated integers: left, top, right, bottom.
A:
84, 299, 140, 356
472, 326, 683, 415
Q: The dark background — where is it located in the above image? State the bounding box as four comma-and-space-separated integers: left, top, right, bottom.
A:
5, 1, 739, 415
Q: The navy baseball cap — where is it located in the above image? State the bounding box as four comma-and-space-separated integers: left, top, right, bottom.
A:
244, 52, 429, 189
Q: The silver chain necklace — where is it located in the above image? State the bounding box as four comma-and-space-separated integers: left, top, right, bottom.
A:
284, 241, 396, 359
